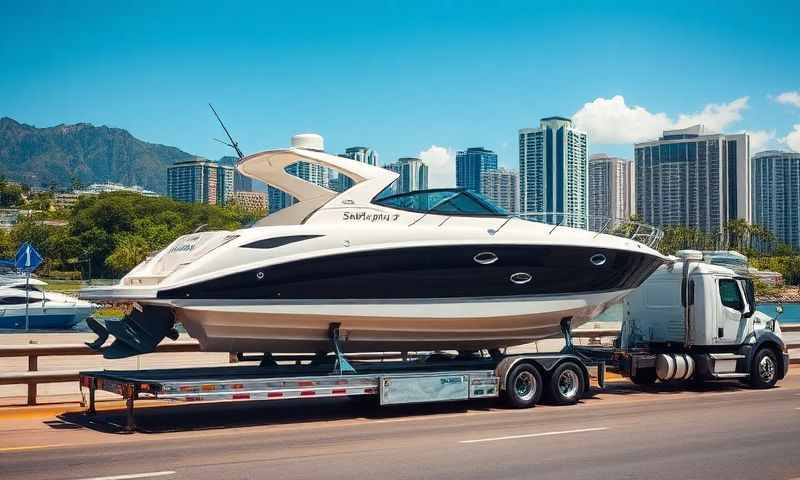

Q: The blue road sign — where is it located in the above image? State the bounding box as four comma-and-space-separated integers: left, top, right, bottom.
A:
15, 242, 44, 272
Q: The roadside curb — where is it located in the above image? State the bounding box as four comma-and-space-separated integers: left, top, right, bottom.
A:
0, 399, 172, 421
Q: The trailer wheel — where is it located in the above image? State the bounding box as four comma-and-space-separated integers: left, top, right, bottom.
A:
504, 363, 543, 408
547, 362, 585, 405
630, 368, 657, 385
749, 348, 778, 389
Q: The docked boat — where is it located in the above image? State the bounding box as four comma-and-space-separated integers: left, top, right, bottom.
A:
81, 134, 666, 358
0, 279, 98, 330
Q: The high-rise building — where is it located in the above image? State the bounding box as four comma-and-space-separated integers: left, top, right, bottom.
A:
456, 147, 498, 194
634, 125, 751, 233
219, 156, 253, 192
384, 157, 428, 194
335, 146, 379, 191
267, 161, 330, 213
518, 117, 588, 227
167, 158, 235, 205
752, 150, 800, 250
588, 154, 635, 229
480, 168, 518, 213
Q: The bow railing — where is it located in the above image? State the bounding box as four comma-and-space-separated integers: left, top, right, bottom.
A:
516, 212, 664, 249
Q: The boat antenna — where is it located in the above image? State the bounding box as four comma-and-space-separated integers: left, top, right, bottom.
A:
209, 103, 244, 159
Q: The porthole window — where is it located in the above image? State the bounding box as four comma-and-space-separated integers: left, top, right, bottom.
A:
473, 252, 498, 265
590, 253, 607, 266
510, 272, 532, 285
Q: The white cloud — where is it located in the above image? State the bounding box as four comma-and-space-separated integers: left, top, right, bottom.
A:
775, 91, 800, 108
418, 145, 456, 188
571, 95, 749, 145
780, 124, 800, 153
747, 129, 776, 153
571, 96, 671, 144
674, 97, 748, 132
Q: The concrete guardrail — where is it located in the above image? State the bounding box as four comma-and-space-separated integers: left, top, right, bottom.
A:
0, 327, 797, 405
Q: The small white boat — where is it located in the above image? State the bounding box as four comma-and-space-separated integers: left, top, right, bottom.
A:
0, 279, 98, 330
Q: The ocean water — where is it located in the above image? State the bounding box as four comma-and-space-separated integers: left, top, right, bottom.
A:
592, 302, 800, 324
756, 303, 800, 324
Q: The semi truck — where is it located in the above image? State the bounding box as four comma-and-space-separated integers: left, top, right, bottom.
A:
583, 250, 789, 388
79, 250, 790, 431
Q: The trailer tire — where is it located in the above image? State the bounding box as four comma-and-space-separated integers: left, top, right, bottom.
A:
630, 368, 657, 385
547, 362, 585, 405
748, 348, 779, 389
504, 363, 543, 408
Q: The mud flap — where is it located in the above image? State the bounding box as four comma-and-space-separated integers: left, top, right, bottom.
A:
85, 307, 177, 359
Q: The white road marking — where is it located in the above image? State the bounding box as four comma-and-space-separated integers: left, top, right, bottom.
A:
71, 471, 176, 480
459, 427, 608, 444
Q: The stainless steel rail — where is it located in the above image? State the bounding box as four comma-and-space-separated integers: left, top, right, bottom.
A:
517, 212, 664, 248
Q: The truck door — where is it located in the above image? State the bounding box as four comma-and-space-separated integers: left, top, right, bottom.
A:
715, 278, 745, 344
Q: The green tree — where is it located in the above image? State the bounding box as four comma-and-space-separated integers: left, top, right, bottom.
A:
724, 219, 749, 251
105, 234, 151, 275
0, 179, 25, 207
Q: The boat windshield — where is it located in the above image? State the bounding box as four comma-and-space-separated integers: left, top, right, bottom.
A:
374, 189, 509, 216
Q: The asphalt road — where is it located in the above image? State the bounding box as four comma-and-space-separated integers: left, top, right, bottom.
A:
1, 372, 799, 480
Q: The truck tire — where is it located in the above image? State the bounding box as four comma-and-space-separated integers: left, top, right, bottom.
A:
547, 362, 585, 405
630, 368, 657, 385
504, 363, 543, 408
749, 348, 779, 389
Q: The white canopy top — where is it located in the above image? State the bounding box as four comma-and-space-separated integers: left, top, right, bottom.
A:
237, 138, 398, 226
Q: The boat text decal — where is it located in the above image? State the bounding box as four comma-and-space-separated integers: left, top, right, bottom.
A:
342, 211, 400, 222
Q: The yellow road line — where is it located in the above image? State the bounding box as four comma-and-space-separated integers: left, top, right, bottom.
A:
0, 444, 69, 453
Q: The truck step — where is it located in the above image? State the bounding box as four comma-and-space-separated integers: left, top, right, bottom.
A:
708, 353, 746, 360
712, 372, 749, 379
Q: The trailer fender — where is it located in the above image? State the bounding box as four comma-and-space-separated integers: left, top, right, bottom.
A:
496, 355, 590, 393
738, 331, 787, 380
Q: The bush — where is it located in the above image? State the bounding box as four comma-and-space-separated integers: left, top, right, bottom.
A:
44, 270, 83, 280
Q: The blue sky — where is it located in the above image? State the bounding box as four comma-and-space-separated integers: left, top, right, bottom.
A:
2, 0, 799, 186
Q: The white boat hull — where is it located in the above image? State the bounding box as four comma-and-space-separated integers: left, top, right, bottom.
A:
171, 290, 628, 352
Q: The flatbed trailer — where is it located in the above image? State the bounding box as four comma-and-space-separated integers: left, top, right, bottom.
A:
79, 351, 606, 432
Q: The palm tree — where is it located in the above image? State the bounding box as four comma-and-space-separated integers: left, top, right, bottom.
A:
750, 224, 775, 253
724, 219, 749, 251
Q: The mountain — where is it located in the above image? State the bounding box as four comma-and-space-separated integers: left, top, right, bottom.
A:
0, 117, 199, 193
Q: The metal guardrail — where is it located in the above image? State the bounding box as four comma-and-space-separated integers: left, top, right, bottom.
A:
0, 341, 204, 405
0, 327, 797, 405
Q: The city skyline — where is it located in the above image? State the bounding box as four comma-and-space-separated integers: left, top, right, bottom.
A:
2, 2, 798, 186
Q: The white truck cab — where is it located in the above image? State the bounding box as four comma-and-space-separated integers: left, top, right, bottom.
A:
616, 250, 789, 387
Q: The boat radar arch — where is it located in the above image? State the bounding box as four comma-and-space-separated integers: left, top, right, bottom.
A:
237, 134, 398, 226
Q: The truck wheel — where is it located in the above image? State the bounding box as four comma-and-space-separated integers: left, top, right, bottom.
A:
749, 348, 779, 389
504, 363, 543, 408
547, 362, 585, 405
630, 368, 657, 385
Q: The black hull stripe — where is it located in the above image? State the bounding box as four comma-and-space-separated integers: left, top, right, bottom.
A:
159, 244, 663, 300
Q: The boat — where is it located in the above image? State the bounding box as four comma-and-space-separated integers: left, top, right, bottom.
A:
0, 279, 99, 330
81, 133, 666, 359
0, 260, 31, 287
